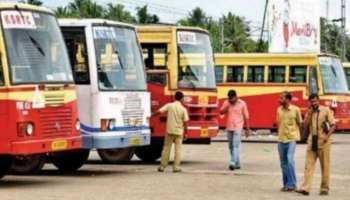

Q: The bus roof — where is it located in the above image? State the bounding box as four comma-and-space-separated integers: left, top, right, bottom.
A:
0, 2, 54, 15
214, 53, 339, 59
137, 24, 209, 34
58, 18, 135, 29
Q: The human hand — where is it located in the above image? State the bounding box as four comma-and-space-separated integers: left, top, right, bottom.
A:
245, 129, 252, 138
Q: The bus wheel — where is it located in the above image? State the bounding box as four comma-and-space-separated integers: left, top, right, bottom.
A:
135, 141, 163, 162
50, 149, 90, 172
0, 156, 12, 179
10, 155, 45, 174
97, 148, 135, 164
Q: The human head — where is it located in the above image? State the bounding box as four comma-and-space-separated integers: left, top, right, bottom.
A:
308, 93, 319, 110
279, 91, 292, 106
227, 90, 238, 104
175, 91, 184, 102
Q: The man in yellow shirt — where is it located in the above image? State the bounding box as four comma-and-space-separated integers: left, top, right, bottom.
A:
296, 94, 335, 196
276, 92, 302, 192
154, 91, 189, 173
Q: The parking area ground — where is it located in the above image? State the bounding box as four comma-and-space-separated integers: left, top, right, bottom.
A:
1, 134, 350, 200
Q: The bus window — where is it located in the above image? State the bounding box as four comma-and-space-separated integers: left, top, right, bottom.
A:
309, 67, 318, 94
268, 66, 285, 83
147, 72, 167, 86
227, 65, 244, 82
345, 68, 350, 90
289, 65, 307, 83
319, 57, 348, 93
141, 43, 167, 69
62, 27, 90, 84
215, 65, 224, 83
247, 65, 264, 83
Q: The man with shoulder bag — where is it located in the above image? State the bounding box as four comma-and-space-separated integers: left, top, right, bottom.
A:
296, 94, 336, 196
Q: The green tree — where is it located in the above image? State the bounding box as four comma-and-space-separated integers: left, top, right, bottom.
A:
320, 17, 349, 61
222, 12, 257, 53
178, 7, 221, 52
178, 7, 208, 27
55, 7, 74, 18
68, 0, 104, 18
104, 3, 136, 23
27, 0, 42, 6
136, 6, 159, 24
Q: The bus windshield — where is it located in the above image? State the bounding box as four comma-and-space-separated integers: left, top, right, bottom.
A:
2, 11, 73, 84
319, 56, 348, 94
93, 26, 146, 91
177, 31, 216, 89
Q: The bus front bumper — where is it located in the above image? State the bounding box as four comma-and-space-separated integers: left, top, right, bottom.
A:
81, 130, 151, 149
10, 135, 82, 155
185, 125, 219, 139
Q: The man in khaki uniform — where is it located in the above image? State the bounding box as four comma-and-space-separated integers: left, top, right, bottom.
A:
155, 91, 189, 173
296, 94, 335, 196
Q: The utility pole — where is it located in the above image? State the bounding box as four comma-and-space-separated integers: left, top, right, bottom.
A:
257, 0, 269, 52
341, 0, 346, 61
219, 17, 224, 53
326, 0, 329, 20
324, 0, 329, 53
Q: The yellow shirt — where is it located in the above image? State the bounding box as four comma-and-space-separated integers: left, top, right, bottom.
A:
276, 104, 302, 143
307, 106, 335, 149
159, 101, 189, 136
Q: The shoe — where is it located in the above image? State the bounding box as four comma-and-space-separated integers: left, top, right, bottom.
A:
320, 191, 329, 196
280, 187, 296, 192
157, 167, 165, 172
229, 165, 235, 171
235, 166, 241, 170
295, 189, 310, 196
173, 168, 182, 173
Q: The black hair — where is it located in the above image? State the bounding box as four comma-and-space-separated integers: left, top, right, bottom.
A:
227, 90, 237, 98
283, 91, 292, 100
308, 93, 319, 100
175, 91, 184, 101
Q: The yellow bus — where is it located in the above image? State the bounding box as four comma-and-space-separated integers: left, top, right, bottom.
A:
135, 25, 218, 161
215, 53, 350, 134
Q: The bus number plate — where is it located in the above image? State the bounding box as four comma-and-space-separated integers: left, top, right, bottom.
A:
200, 128, 209, 137
129, 136, 141, 145
51, 140, 68, 151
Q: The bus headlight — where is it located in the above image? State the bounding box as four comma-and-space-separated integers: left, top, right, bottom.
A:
26, 123, 34, 136
75, 120, 81, 131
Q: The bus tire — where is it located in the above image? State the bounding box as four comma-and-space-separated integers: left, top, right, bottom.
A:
97, 148, 135, 164
50, 149, 90, 172
10, 155, 45, 174
0, 156, 12, 179
135, 141, 163, 162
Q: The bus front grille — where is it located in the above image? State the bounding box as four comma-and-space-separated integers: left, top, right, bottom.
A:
44, 93, 65, 107
39, 108, 73, 137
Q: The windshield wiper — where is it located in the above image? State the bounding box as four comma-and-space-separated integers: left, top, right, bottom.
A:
29, 36, 45, 56
114, 49, 124, 70
14, 5, 45, 56
190, 80, 197, 89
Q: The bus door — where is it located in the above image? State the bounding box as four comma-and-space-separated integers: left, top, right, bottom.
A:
309, 66, 319, 95
61, 27, 92, 134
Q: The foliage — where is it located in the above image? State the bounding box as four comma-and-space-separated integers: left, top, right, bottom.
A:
27, 0, 43, 6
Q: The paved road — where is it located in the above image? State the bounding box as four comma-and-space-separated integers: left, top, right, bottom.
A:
1, 134, 350, 200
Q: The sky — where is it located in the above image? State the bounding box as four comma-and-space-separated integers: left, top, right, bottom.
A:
16, 0, 350, 32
